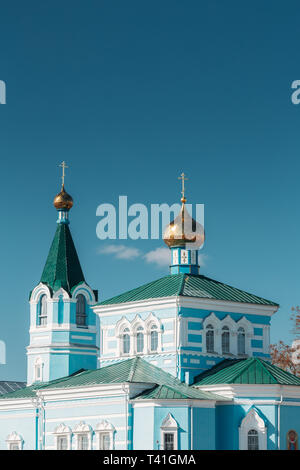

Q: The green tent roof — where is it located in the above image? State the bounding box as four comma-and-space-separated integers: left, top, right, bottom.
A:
40, 223, 85, 294
97, 273, 278, 307
193, 357, 300, 386
0, 358, 223, 401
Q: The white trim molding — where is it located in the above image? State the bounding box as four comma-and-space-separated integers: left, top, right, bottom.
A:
202, 312, 253, 356
239, 408, 267, 450
114, 312, 162, 358
95, 420, 115, 450
160, 413, 179, 450
54, 423, 72, 450
6, 431, 24, 450
73, 421, 93, 450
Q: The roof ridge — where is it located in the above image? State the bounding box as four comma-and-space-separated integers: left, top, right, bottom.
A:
229, 357, 258, 383
128, 357, 140, 382
258, 358, 293, 383
178, 273, 187, 295
63, 224, 70, 293
252, 358, 277, 384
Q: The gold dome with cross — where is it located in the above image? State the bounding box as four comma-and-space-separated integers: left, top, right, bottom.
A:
163, 173, 205, 248
53, 161, 74, 210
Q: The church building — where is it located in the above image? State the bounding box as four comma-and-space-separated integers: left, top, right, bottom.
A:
0, 170, 299, 451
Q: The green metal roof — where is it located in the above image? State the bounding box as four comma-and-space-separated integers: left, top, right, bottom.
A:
0, 358, 222, 401
134, 384, 199, 400
97, 273, 278, 307
39, 223, 85, 294
193, 357, 300, 386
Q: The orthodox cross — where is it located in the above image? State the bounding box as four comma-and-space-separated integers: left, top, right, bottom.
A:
59, 161, 68, 186
178, 172, 188, 201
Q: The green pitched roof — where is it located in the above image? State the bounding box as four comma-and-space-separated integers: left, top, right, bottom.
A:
193, 357, 300, 386
40, 223, 85, 293
0, 358, 222, 401
134, 384, 199, 400
98, 273, 278, 307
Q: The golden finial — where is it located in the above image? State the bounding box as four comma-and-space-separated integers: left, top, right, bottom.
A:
53, 161, 73, 210
178, 172, 188, 203
59, 161, 68, 188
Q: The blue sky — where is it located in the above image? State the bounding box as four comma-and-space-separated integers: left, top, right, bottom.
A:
1, 0, 300, 380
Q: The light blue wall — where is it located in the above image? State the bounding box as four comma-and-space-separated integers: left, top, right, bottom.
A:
43, 394, 128, 450
216, 403, 277, 450
133, 406, 155, 449
280, 405, 300, 449
0, 406, 37, 450
192, 407, 216, 449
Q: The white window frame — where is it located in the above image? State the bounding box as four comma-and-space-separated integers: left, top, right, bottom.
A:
115, 313, 162, 357
203, 313, 253, 357
160, 413, 178, 450
73, 422, 92, 450
95, 420, 115, 450
6, 432, 23, 450
37, 294, 48, 327
239, 408, 267, 450
54, 423, 72, 450
145, 313, 162, 354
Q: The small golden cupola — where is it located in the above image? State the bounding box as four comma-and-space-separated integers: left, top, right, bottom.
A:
163, 173, 205, 275
53, 185, 73, 210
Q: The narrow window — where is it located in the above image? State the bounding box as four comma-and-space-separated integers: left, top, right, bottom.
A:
35, 364, 42, 382
222, 326, 230, 354
136, 326, 144, 353
35, 359, 43, 382
123, 328, 130, 355
237, 327, 246, 355
38, 295, 47, 326
99, 433, 111, 450
9, 443, 21, 450
77, 434, 88, 450
163, 433, 175, 450
206, 324, 214, 353
150, 325, 158, 352
57, 436, 68, 450
248, 429, 259, 450
76, 294, 87, 327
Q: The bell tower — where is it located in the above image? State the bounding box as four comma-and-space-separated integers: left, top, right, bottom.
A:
27, 163, 98, 385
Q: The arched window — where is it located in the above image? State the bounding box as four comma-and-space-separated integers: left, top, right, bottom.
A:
150, 325, 158, 352
206, 324, 214, 353
222, 326, 230, 354
238, 327, 246, 355
122, 328, 130, 355
73, 422, 92, 450
38, 295, 47, 326
248, 429, 259, 450
54, 424, 72, 450
96, 420, 115, 450
136, 326, 144, 353
76, 294, 87, 327
6, 432, 23, 450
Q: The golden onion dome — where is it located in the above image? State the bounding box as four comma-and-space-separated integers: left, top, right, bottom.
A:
53, 185, 73, 210
163, 201, 205, 248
